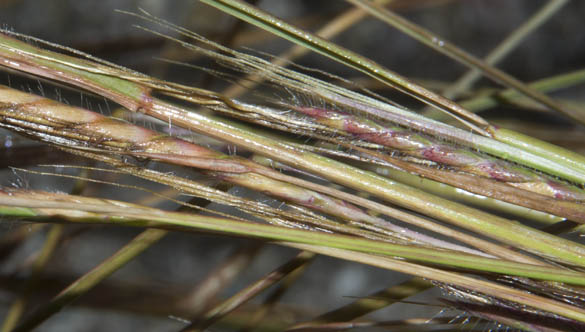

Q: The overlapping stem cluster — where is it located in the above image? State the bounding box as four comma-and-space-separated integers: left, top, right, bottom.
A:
2, 18, 585, 327
211, 97, 585, 222
190, 1, 585, 186
294, 105, 585, 199
145, 23, 585, 222
0, 84, 488, 254
2, 32, 585, 268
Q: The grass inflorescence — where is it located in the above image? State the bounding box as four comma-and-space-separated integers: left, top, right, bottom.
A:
1, 1, 584, 331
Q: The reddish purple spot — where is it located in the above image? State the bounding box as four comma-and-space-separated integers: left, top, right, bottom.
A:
475, 162, 533, 182
548, 180, 585, 201
136, 91, 153, 114
421, 147, 450, 163
421, 146, 478, 167
343, 118, 372, 135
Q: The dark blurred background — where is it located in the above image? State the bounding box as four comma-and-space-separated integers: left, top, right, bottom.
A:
3, 1, 585, 80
